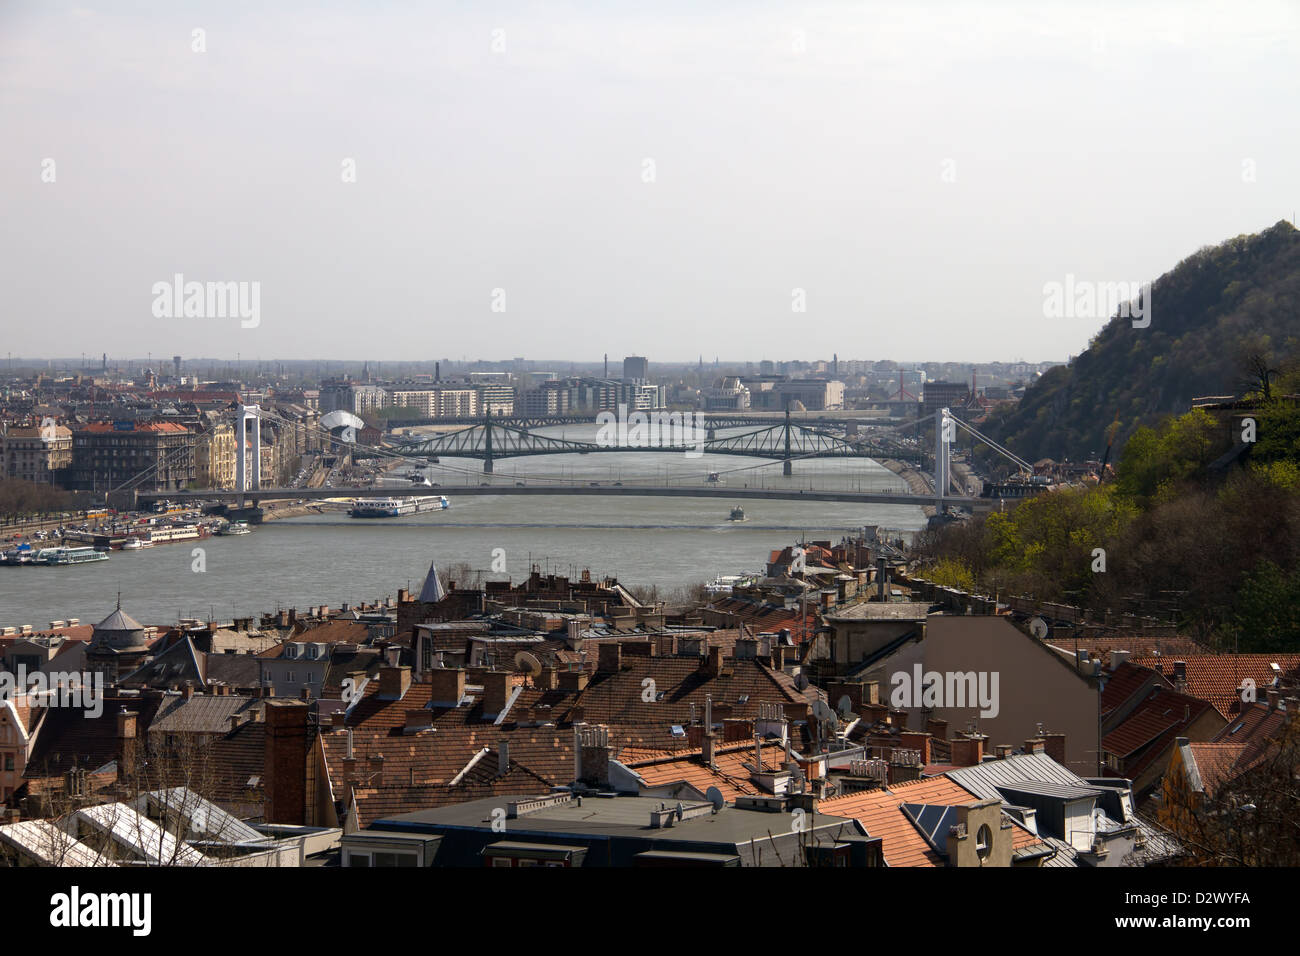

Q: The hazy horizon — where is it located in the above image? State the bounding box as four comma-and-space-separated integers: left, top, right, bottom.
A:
4, 1, 1297, 363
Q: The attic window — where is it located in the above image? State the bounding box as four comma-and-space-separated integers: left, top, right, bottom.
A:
975, 824, 992, 861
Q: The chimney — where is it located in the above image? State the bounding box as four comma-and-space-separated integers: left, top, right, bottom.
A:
566, 618, 585, 646
1110, 650, 1130, 670
597, 642, 622, 674
703, 645, 723, 678
950, 734, 985, 767
498, 740, 510, 775
300, 686, 312, 701
889, 708, 909, 730
229, 714, 244, 733
926, 717, 949, 741
182, 681, 194, 700
330, 711, 347, 730
429, 667, 466, 706
577, 725, 611, 787
116, 708, 138, 776
995, 744, 1014, 759
1173, 660, 1188, 690
772, 643, 786, 671
1267, 688, 1280, 710
1043, 732, 1067, 765
899, 731, 932, 765
702, 695, 716, 769
263, 701, 311, 825
876, 556, 887, 600
1024, 737, 1045, 755
558, 668, 589, 692
482, 670, 511, 716
378, 665, 412, 701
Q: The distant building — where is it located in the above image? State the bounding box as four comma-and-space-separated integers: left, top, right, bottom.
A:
1, 421, 72, 484
921, 381, 970, 418
702, 377, 751, 411
622, 355, 649, 384
772, 379, 845, 411
69, 421, 195, 492
193, 419, 236, 490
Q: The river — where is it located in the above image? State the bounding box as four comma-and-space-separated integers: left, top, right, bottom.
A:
0, 433, 925, 628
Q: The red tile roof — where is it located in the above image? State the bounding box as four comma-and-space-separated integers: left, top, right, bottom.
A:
1103, 687, 1220, 781
1133, 654, 1300, 719
819, 776, 979, 867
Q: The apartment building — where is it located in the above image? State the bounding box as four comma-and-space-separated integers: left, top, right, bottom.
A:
0, 421, 73, 484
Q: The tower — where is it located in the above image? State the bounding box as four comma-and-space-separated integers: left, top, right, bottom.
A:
235, 404, 262, 496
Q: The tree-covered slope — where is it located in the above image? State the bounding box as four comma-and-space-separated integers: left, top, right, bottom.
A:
987, 220, 1300, 461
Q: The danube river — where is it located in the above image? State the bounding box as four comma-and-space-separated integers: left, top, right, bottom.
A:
0, 442, 926, 628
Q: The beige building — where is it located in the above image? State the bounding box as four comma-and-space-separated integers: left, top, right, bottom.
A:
1, 420, 73, 484
194, 420, 237, 489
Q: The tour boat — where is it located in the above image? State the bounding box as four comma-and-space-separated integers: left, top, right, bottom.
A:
41, 546, 110, 565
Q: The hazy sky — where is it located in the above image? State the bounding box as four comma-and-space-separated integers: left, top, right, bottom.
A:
2, 1, 1297, 364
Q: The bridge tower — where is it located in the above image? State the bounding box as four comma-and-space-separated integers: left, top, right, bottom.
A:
235, 404, 262, 505
935, 407, 951, 510
482, 410, 494, 473
782, 406, 793, 475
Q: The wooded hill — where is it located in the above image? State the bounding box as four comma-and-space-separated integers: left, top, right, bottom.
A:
986, 220, 1300, 462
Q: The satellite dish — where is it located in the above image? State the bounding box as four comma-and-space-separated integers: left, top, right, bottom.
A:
514, 651, 543, 679
837, 695, 854, 717
705, 786, 725, 812
812, 700, 835, 723
1028, 617, 1048, 640
794, 672, 810, 692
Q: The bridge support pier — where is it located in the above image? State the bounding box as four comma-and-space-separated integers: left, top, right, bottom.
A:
483, 458, 493, 473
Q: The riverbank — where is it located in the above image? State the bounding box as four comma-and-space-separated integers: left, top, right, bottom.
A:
880, 460, 936, 518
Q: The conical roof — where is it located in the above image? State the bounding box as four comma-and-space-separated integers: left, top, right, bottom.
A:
417, 562, 446, 603
94, 607, 144, 633
92, 606, 147, 650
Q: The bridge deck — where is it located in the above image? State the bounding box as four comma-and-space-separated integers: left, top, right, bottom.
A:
140, 485, 983, 507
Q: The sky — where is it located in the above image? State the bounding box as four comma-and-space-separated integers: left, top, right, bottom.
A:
1, 0, 1297, 365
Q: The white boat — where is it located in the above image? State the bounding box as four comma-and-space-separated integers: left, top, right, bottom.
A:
349, 496, 450, 518
41, 546, 110, 565
121, 537, 144, 551
704, 573, 757, 595
216, 520, 252, 536
147, 523, 203, 543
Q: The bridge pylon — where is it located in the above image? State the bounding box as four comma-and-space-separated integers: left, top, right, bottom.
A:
782, 407, 793, 475
235, 404, 262, 507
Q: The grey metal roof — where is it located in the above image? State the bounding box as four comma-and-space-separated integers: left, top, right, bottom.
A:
946, 752, 1082, 799
946, 753, 1177, 865
993, 780, 1105, 802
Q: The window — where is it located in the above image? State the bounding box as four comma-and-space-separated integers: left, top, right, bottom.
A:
975, 824, 993, 862
348, 853, 370, 867
3, 753, 12, 772
491, 857, 512, 868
